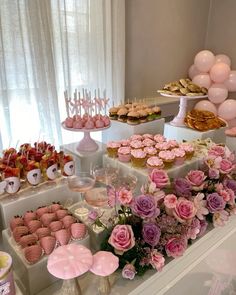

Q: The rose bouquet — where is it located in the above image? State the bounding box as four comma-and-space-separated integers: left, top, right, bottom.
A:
101, 144, 236, 279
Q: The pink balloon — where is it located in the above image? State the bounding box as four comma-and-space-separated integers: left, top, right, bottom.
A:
227, 118, 236, 128
194, 100, 217, 115
210, 62, 230, 83
208, 83, 228, 104
224, 70, 236, 92
192, 74, 212, 89
194, 50, 215, 72
188, 64, 201, 80
215, 54, 231, 67
218, 99, 236, 120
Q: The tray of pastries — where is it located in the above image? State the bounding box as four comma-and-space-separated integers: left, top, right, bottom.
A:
184, 109, 226, 131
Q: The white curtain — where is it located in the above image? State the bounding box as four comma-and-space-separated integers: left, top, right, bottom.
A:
0, 0, 125, 150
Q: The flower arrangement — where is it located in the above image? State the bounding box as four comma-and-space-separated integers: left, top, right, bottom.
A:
100, 144, 236, 279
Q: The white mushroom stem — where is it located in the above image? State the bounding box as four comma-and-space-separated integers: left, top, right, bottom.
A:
57, 278, 82, 295
98, 276, 111, 295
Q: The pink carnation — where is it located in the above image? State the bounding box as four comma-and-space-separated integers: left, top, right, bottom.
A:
150, 250, 165, 271
118, 188, 133, 205
164, 194, 177, 209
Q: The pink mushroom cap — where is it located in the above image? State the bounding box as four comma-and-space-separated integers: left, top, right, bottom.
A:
47, 244, 93, 280
89, 251, 119, 277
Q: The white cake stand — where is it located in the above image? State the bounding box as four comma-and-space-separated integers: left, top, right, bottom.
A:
160, 93, 208, 127
62, 122, 110, 152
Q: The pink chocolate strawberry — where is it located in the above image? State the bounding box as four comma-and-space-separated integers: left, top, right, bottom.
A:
49, 220, 63, 232
55, 229, 71, 246
13, 226, 29, 242
10, 216, 24, 231
19, 234, 37, 248
28, 220, 42, 234
40, 236, 56, 255
70, 223, 87, 240
24, 244, 42, 264
35, 227, 51, 239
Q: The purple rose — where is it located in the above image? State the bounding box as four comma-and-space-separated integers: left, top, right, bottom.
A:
174, 178, 192, 198
206, 193, 226, 213
142, 223, 161, 247
122, 263, 136, 280
132, 195, 160, 219
224, 179, 236, 194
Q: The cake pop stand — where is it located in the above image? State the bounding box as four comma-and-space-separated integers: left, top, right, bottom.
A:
62, 122, 110, 152
160, 93, 208, 127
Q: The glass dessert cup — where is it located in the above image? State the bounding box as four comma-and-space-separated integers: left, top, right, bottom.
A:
92, 166, 118, 185
110, 173, 137, 192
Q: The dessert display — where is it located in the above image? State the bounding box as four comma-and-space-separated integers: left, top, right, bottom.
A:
0, 142, 74, 194
109, 101, 161, 124
158, 78, 208, 96
184, 109, 226, 131
8, 202, 87, 264
106, 134, 195, 170
63, 89, 111, 130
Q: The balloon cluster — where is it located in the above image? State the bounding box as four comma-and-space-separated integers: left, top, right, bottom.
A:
188, 50, 236, 127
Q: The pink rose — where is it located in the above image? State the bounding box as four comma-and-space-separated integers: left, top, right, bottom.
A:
122, 263, 136, 280
164, 194, 177, 209
149, 169, 169, 189
208, 145, 225, 157
150, 249, 165, 271
173, 198, 196, 223
118, 188, 133, 205
108, 225, 135, 255
208, 168, 220, 180
220, 159, 233, 174
185, 170, 206, 191
165, 236, 188, 258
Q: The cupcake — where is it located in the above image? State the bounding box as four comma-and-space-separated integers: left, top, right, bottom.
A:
158, 150, 175, 169
120, 139, 130, 147
142, 133, 154, 140
127, 111, 140, 125
131, 149, 147, 168
144, 146, 157, 158
179, 143, 195, 160
130, 140, 143, 150
117, 108, 128, 122
146, 156, 164, 171
173, 148, 186, 166
167, 140, 179, 150
130, 134, 143, 141
137, 110, 148, 123
106, 141, 121, 158
118, 147, 131, 162
152, 106, 161, 119
109, 107, 119, 120
154, 134, 166, 143
142, 138, 155, 147
155, 142, 169, 153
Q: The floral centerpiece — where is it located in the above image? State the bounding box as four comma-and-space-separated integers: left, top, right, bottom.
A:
100, 144, 236, 279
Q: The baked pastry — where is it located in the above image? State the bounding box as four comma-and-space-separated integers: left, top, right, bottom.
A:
146, 156, 164, 171
158, 150, 175, 169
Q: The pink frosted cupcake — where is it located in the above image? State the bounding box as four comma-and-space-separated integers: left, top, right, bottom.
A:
179, 143, 195, 160
142, 133, 154, 140
120, 139, 130, 147
154, 134, 166, 143
155, 142, 169, 153
142, 138, 155, 147
167, 140, 179, 150
144, 146, 157, 158
172, 148, 186, 166
118, 147, 131, 162
130, 134, 143, 141
130, 140, 143, 150
106, 141, 121, 158
131, 149, 147, 168
158, 150, 175, 169
146, 156, 164, 171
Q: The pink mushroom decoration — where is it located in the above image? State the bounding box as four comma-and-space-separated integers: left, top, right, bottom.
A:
47, 244, 93, 295
89, 251, 119, 295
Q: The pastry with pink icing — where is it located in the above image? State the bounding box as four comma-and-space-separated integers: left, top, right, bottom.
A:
142, 133, 154, 140
40, 236, 56, 255
106, 141, 121, 158
118, 147, 131, 162
144, 146, 157, 158
142, 138, 155, 147
158, 150, 175, 169
179, 143, 195, 159
146, 156, 164, 171
70, 223, 87, 240
154, 134, 166, 143
130, 134, 143, 141
167, 140, 179, 149
172, 148, 186, 166
95, 119, 105, 128
65, 117, 74, 128
24, 244, 42, 264
131, 149, 147, 168
130, 140, 143, 149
